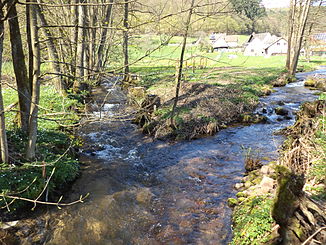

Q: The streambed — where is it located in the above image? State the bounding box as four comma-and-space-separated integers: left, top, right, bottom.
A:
14, 68, 326, 244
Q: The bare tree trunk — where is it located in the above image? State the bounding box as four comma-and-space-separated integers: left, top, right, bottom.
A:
73, 0, 87, 92
26, 0, 33, 86
287, 0, 312, 76
170, 0, 195, 127
7, 0, 31, 133
71, 0, 79, 77
88, 4, 97, 77
286, 0, 295, 70
289, 0, 311, 75
36, 4, 66, 95
123, 0, 129, 78
26, 0, 41, 160
97, 0, 114, 70
0, 6, 9, 163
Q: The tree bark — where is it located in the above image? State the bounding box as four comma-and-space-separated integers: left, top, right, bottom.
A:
0, 5, 9, 163
123, 0, 129, 78
26, 0, 33, 86
289, 0, 311, 75
170, 0, 195, 127
286, 0, 312, 75
36, 4, 66, 95
71, 0, 79, 77
286, 0, 295, 70
97, 0, 114, 70
26, 0, 41, 160
7, 0, 31, 133
73, 0, 87, 92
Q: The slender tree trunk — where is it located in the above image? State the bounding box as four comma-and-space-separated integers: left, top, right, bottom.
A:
26, 0, 41, 160
287, 0, 312, 75
289, 0, 311, 75
123, 0, 129, 78
170, 0, 195, 127
88, 5, 97, 77
97, 0, 114, 70
36, 4, 66, 95
71, 0, 79, 77
286, 0, 295, 70
7, 0, 31, 133
0, 6, 9, 163
26, 0, 33, 86
73, 0, 87, 92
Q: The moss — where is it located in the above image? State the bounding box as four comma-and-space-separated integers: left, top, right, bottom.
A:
252, 176, 263, 185
236, 192, 247, 198
271, 166, 304, 226
228, 198, 238, 207
304, 79, 316, 87
291, 218, 305, 239
238, 197, 246, 203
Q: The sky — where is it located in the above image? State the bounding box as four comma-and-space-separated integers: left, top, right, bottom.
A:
262, 0, 290, 8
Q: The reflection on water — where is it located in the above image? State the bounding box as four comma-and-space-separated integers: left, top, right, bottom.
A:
44, 69, 322, 244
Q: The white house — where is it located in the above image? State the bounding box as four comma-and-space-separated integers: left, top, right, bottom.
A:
264, 37, 288, 56
210, 33, 239, 51
244, 32, 288, 57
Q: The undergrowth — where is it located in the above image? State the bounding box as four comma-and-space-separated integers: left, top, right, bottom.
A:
308, 99, 326, 201
0, 85, 81, 212
231, 195, 274, 245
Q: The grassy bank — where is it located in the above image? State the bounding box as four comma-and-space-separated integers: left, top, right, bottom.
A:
124, 35, 326, 140
0, 85, 81, 213
130, 54, 325, 139
229, 96, 326, 244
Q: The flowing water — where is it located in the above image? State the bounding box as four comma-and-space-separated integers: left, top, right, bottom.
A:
29, 68, 325, 244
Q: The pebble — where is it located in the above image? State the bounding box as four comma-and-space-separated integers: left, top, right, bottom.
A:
234, 183, 244, 190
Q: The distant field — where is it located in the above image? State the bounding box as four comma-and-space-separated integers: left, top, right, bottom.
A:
129, 34, 326, 71
128, 34, 326, 94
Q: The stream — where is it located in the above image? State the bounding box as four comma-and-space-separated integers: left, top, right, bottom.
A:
23, 68, 326, 244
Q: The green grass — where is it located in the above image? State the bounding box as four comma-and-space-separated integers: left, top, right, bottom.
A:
308, 114, 326, 201
231, 195, 274, 245
1, 61, 51, 78
0, 85, 81, 211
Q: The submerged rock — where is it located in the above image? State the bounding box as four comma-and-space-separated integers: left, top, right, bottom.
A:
304, 78, 316, 87
275, 107, 289, 116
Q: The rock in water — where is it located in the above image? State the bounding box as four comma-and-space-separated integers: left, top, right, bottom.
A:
275, 107, 289, 116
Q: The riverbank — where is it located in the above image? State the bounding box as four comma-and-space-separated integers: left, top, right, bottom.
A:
131, 67, 282, 140
130, 61, 326, 140
230, 98, 326, 245
0, 85, 81, 220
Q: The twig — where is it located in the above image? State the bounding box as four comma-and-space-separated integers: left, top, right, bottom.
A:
0, 193, 89, 208
301, 227, 326, 245
32, 167, 56, 210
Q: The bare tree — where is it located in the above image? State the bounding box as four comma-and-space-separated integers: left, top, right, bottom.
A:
97, 0, 114, 70
26, 0, 41, 160
123, 0, 130, 78
7, 0, 31, 133
73, 0, 87, 92
0, 2, 8, 163
286, 0, 312, 75
170, 0, 196, 127
36, 3, 66, 95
